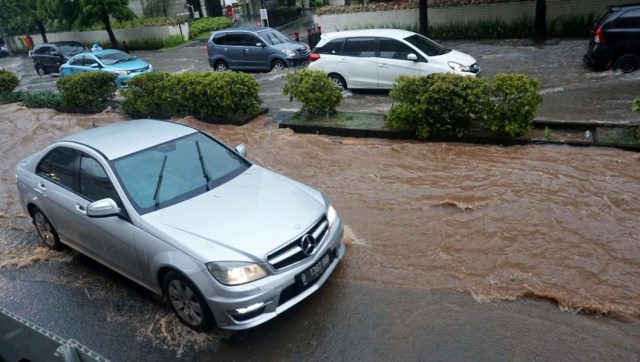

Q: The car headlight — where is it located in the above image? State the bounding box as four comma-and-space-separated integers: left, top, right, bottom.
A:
327, 203, 337, 227
282, 49, 296, 57
448, 61, 470, 73
207, 261, 267, 285
114, 70, 130, 75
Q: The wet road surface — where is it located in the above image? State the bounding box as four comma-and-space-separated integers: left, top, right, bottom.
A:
0, 38, 640, 360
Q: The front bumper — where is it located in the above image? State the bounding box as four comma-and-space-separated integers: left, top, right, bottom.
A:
200, 216, 345, 330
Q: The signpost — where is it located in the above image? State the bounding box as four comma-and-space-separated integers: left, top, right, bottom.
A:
259, 9, 269, 28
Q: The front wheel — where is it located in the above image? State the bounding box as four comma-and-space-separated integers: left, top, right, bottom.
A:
271, 59, 286, 72
613, 55, 640, 73
35, 65, 45, 76
164, 271, 215, 332
32, 208, 63, 250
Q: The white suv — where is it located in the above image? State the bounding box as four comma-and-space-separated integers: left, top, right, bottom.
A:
308, 29, 481, 90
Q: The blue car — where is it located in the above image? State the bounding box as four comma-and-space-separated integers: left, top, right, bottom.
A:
60, 49, 154, 87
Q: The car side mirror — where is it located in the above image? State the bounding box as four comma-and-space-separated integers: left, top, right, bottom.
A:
87, 198, 120, 218
256, 42, 266, 48
90, 63, 100, 69
235, 143, 247, 157
407, 53, 418, 62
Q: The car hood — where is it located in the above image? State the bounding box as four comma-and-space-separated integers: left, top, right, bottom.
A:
271, 41, 309, 52
433, 49, 477, 66
142, 165, 326, 262
108, 59, 150, 71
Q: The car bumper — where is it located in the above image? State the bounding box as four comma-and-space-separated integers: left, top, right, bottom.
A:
198, 215, 345, 330
286, 56, 310, 68
115, 68, 155, 87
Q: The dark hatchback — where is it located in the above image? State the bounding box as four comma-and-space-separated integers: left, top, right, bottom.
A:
31, 41, 88, 75
584, 3, 640, 73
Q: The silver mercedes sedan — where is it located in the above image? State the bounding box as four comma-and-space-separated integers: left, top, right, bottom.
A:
15, 119, 345, 331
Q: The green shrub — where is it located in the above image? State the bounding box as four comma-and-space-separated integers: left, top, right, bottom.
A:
20, 91, 62, 108
120, 72, 174, 116
56, 72, 117, 108
163, 35, 185, 48
121, 71, 262, 119
632, 99, 640, 113
0, 90, 24, 103
485, 73, 543, 136
283, 69, 342, 116
386, 74, 490, 139
0, 70, 20, 93
189, 17, 234, 39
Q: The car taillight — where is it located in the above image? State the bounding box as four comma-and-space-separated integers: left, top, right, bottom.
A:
310, 53, 320, 62
594, 25, 605, 44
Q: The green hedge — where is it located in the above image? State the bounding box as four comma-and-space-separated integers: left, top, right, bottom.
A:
189, 17, 234, 39
0, 70, 20, 94
283, 69, 343, 116
385, 72, 543, 139
56, 72, 117, 109
121, 71, 262, 120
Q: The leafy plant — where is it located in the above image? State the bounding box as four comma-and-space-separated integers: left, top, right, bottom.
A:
0, 70, 20, 93
543, 127, 551, 140
163, 34, 185, 48
119, 72, 173, 115
188, 17, 234, 39
56, 72, 117, 109
633, 99, 640, 113
386, 74, 490, 139
485, 73, 543, 136
283, 69, 342, 116
0, 90, 24, 103
20, 91, 62, 108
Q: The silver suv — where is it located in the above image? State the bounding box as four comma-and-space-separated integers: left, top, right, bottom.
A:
206, 27, 310, 72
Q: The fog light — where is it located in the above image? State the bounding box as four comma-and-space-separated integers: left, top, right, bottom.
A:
236, 302, 265, 314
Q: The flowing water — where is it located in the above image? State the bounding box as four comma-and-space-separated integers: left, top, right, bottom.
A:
1, 104, 640, 346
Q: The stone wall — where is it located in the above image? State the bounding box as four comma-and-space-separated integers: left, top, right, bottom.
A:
315, 0, 621, 32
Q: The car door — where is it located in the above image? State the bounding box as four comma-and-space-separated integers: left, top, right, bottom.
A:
339, 37, 378, 89
377, 37, 427, 89
222, 33, 251, 68
241, 34, 271, 69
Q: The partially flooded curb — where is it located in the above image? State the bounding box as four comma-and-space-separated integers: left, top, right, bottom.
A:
275, 111, 640, 151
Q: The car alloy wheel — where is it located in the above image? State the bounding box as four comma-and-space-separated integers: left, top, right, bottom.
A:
215, 61, 228, 72
33, 208, 63, 250
329, 74, 347, 90
35, 65, 44, 76
614, 55, 640, 73
164, 271, 214, 331
271, 60, 286, 71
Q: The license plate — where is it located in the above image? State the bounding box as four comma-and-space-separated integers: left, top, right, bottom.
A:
296, 251, 332, 288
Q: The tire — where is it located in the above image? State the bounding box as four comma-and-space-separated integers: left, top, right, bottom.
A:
329, 74, 347, 90
35, 65, 44, 76
214, 60, 228, 72
271, 59, 286, 71
164, 271, 215, 332
32, 207, 63, 251
613, 55, 640, 73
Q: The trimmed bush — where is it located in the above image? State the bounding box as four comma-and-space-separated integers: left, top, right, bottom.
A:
486, 73, 543, 136
633, 99, 640, 114
282, 69, 343, 116
0, 70, 20, 93
386, 73, 490, 139
0, 90, 24, 103
56, 72, 117, 109
164, 35, 185, 48
189, 17, 234, 39
121, 71, 262, 120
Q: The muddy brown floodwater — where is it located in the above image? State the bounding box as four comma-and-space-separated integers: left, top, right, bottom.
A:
1, 103, 640, 335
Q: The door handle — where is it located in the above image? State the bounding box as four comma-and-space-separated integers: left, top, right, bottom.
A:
75, 203, 87, 215
34, 183, 46, 194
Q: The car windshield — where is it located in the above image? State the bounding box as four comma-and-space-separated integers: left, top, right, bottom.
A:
403, 34, 448, 56
111, 132, 250, 214
259, 30, 290, 45
95, 51, 135, 65
58, 44, 86, 56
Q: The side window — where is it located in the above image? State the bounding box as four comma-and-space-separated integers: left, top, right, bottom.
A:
242, 34, 260, 46
379, 38, 421, 61
83, 55, 99, 67
79, 155, 121, 204
35, 147, 78, 191
69, 56, 82, 66
213, 33, 226, 45
614, 9, 640, 28
36, 46, 53, 55
315, 39, 344, 55
225, 34, 243, 46
343, 37, 376, 57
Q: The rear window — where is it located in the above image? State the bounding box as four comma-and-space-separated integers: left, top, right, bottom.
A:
613, 9, 640, 29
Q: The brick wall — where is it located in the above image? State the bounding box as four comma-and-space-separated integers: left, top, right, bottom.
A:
315, 0, 622, 32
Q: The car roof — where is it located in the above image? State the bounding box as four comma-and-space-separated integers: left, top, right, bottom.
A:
214, 26, 274, 34
35, 41, 85, 47
60, 119, 197, 160
319, 28, 416, 40
89, 49, 123, 56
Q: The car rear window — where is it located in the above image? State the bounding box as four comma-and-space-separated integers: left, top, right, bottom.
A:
613, 9, 640, 28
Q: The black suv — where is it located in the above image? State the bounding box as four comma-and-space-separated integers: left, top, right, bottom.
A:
584, 3, 640, 73
31, 41, 88, 75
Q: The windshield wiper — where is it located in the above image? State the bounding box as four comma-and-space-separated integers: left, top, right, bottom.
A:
195, 140, 211, 191
153, 155, 167, 210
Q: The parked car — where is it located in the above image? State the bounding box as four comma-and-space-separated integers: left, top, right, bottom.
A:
15, 119, 345, 331
60, 49, 154, 87
584, 3, 640, 73
31, 41, 88, 75
308, 29, 481, 90
206, 27, 311, 72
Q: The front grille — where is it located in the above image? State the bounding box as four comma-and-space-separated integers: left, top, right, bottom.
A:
296, 47, 311, 56
266, 216, 328, 270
